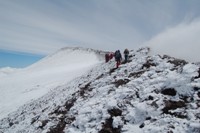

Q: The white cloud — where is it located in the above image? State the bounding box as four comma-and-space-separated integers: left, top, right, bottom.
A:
146, 19, 200, 62
0, 0, 200, 55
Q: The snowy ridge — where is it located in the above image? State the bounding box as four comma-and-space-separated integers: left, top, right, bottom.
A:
0, 47, 103, 120
26, 47, 105, 70
0, 47, 200, 133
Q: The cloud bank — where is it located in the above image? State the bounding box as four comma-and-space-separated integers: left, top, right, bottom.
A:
0, 0, 200, 55
146, 19, 200, 62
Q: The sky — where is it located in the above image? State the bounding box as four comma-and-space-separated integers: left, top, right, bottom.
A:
0, 0, 200, 67
0, 50, 43, 68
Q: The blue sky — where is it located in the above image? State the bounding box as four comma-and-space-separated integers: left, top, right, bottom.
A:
0, 50, 44, 68
0, 0, 200, 67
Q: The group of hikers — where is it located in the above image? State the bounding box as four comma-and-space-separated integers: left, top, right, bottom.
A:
105, 49, 129, 68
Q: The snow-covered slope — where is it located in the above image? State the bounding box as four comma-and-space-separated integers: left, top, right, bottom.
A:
0, 47, 200, 133
0, 67, 19, 77
0, 47, 103, 120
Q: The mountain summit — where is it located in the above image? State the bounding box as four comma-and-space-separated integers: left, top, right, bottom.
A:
0, 47, 200, 133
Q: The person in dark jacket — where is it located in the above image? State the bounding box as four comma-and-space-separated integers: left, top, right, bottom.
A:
105, 53, 110, 63
114, 50, 122, 68
124, 48, 129, 63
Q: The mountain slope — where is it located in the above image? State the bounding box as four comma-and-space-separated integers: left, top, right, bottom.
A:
0, 47, 200, 133
0, 47, 103, 120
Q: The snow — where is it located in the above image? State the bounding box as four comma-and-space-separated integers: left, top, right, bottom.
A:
112, 116, 123, 128
0, 47, 200, 133
122, 124, 143, 133
0, 47, 103, 120
0, 67, 19, 77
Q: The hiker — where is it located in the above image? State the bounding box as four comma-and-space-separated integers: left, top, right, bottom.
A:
124, 48, 129, 63
105, 53, 110, 63
109, 52, 114, 60
114, 50, 122, 68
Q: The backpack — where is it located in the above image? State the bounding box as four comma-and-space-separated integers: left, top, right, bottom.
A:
115, 51, 121, 59
124, 49, 129, 55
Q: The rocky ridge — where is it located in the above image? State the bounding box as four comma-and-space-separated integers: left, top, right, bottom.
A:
0, 47, 199, 133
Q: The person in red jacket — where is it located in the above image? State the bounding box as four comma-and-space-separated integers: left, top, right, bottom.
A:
109, 52, 114, 60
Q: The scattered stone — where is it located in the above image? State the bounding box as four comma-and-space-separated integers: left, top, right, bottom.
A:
65, 116, 75, 124
145, 117, 151, 120
31, 116, 40, 124
167, 130, 173, 133
150, 118, 157, 122
195, 113, 200, 119
193, 87, 200, 91
162, 100, 186, 115
197, 101, 200, 107
142, 59, 156, 69
99, 108, 122, 133
128, 70, 146, 78
135, 91, 140, 98
153, 89, 160, 94
47, 117, 66, 133
148, 96, 154, 100
168, 58, 187, 67
162, 55, 171, 60
136, 47, 150, 53
128, 55, 134, 58
96, 74, 104, 80
173, 112, 187, 119
194, 68, 200, 79
113, 79, 130, 88
99, 117, 120, 133
180, 95, 190, 103
161, 88, 177, 96
38, 120, 49, 129
64, 98, 77, 112
108, 108, 122, 117
109, 68, 117, 75
79, 82, 91, 97
9, 122, 14, 127
48, 97, 77, 133
151, 100, 159, 108
139, 123, 145, 128
168, 124, 175, 129
121, 60, 132, 64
